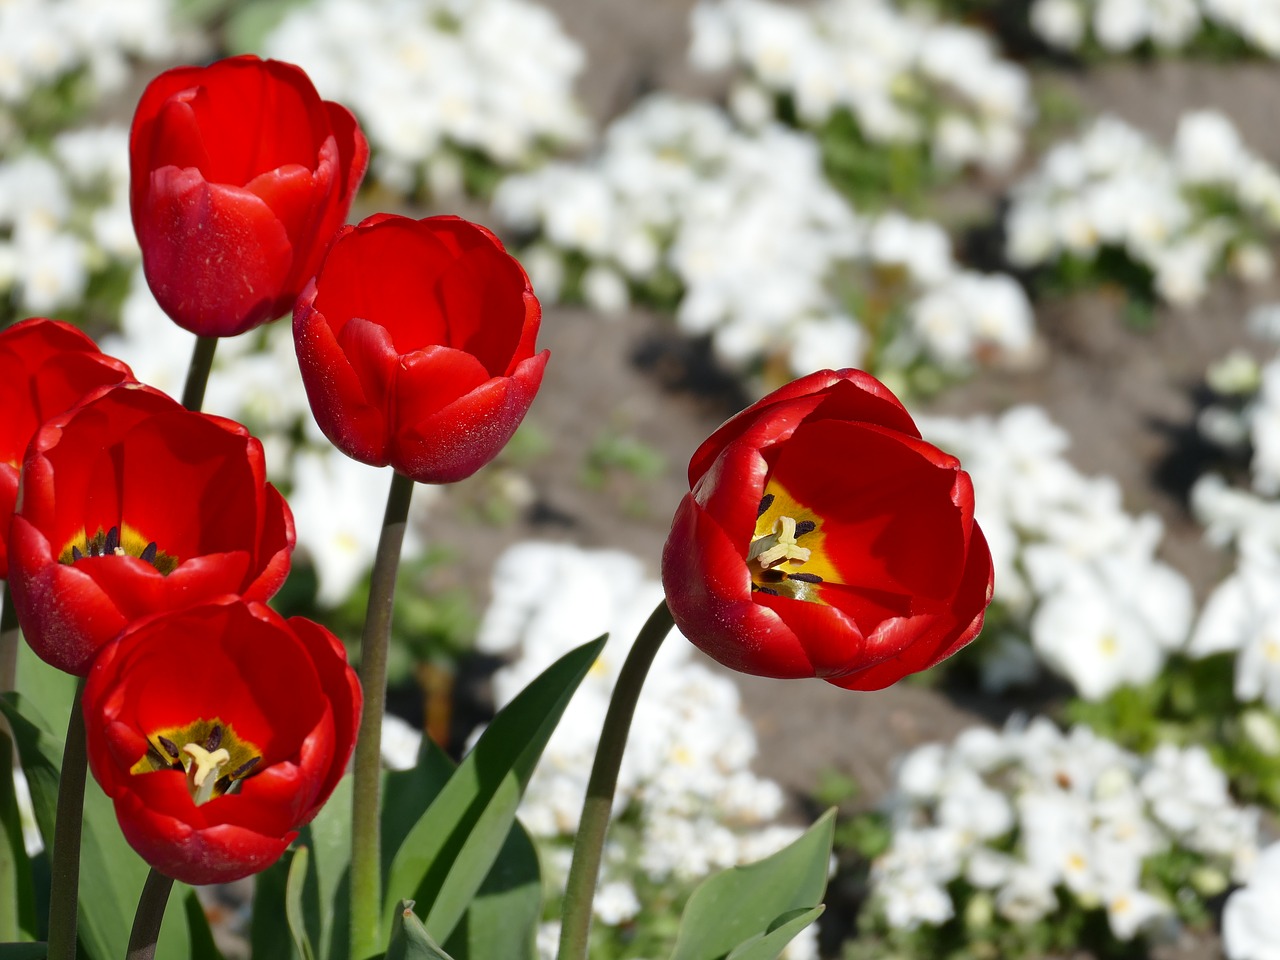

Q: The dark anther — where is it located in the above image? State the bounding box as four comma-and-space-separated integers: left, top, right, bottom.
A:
753, 586, 780, 596
787, 572, 823, 584
231, 756, 261, 779
157, 736, 181, 759
759, 569, 785, 583
141, 542, 158, 564
757, 493, 775, 517
205, 725, 223, 751
72, 546, 84, 561
793, 520, 817, 537
103, 526, 120, 555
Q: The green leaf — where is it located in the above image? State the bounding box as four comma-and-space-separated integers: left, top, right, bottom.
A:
723, 906, 824, 960
383, 636, 605, 944
250, 856, 298, 960
0, 732, 37, 939
385, 902, 455, 960
0, 943, 46, 959
381, 739, 455, 882
670, 809, 835, 960
0, 694, 193, 960
285, 846, 318, 960
182, 889, 225, 960
442, 819, 540, 960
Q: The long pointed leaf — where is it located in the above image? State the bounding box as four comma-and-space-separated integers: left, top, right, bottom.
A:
670, 810, 835, 960
724, 906, 824, 960
382, 635, 605, 943
442, 818, 540, 960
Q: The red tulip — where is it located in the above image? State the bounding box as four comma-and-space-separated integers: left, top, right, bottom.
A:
0, 318, 134, 580
130, 55, 368, 337
662, 369, 994, 691
294, 214, 549, 484
8, 383, 294, 676
83, 599, 361, 884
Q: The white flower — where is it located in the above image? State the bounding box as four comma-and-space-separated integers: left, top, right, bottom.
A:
1176, 110, 1248, 184
1030, 0, 1087, 47
1223, 842, 1280, 960
380, 714, 424, 771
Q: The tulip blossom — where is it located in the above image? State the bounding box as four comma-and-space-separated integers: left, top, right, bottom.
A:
662, 369, 993, 690
82, 599, 361, 884
0, 318, 133, 579
294, 213, 549, 484
8, 383, 293, 675
130, 55, 368, 337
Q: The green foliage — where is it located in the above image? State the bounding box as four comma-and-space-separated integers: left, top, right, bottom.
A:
669, 808, 834, 960
385, 902, 456, 960
0, 732, 37, 941
817, 108, 937, 212
383, 635, 604, 944
1065, 653, 1280, 808
0, 690, 207, 960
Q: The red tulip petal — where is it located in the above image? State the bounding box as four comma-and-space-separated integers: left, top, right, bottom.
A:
139, 168, 292, 336
294, 293, 390, 466
392, 350, 548, 484
767, 420, 969, 603
826, 523, 994, 691
662, 495, 816, 678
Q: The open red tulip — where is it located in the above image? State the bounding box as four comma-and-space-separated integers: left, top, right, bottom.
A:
294, 213, 549, 484
130, 55, 368, 337
8, 383, 294, 675
0, 318, 133, 580
662, 369, 994, 691
83, 599, 361, 884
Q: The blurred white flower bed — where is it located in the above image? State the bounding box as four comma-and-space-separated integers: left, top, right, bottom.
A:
690, 0, 1034, 174
865, 719, 1259, 943
1029, 0, 1280, 57
263, 0, 589, 198
496, 95, 1035, 381
1006, 110, 1280, 307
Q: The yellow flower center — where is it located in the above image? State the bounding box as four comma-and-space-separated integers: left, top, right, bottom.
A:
747, 481, 837, 603
59, 524, 178, 575
130, 718, 262, 805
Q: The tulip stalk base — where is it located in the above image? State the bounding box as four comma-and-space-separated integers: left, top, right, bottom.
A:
181, 335, 218, 413
557, 599, 676, 960
46, 680, 88, 960
126, 868, 175, 960
350, 470, 415, 960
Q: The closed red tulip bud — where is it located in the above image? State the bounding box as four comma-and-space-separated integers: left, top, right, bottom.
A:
662, 369, 994, 691
294, 213, 549, 484
83, 599, 361, 884
130, 55, 368, 337
9, 383, 294, 675
0, 318, 133, 579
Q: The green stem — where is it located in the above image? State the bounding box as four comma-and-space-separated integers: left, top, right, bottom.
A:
125, 868, 174, 960
46, 679, 88, 960
350, 470, 416, 960
180, 335, 218, 412
0, 581, 17, 694
557, 599, 675, 960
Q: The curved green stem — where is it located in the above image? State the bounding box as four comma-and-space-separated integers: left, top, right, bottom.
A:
125, 868, 174, 960
350, 470, 416, 960
46, 679, 88, 960
180, 335, 218, 412
557, 599, 675, 960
